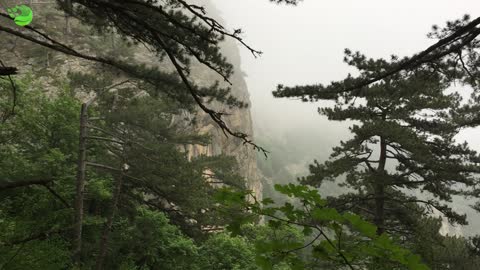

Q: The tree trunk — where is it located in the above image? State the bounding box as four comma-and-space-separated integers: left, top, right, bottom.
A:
72, 103, 88, 264
44, 15, 50, 67
65, 0, 72, 40
374, 135, 387, 235
94, 170, 124, 270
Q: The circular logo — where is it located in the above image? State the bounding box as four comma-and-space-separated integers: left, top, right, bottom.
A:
7, 5, 33, 27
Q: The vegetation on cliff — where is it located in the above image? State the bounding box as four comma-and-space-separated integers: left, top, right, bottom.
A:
0, 0, 480, 269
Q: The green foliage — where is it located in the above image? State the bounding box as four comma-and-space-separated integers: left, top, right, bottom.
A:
198, 233, 257, 270
106, 207, 199, 270
217, 184, 430, 270
0, 79, 79, 180
273, 45, 480, 270
409, 217, 480, 270
2, 3, 478, 270
0, 78, 79, 269
0, 237, 71, 270
52, 0, 252, 110
0, 75, 253, 269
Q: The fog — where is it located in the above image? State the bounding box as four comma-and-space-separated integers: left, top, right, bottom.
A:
212, 0, 480, 235
212, 0, 480, 150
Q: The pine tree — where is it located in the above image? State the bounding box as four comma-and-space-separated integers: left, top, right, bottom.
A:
410, 216, 480, 270
0, 74, 250, 268
64, 71, 250, 267
273, 50, 480, 237
0, 0, 301, 151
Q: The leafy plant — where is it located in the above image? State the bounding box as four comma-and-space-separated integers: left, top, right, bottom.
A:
217, 184, 430, 270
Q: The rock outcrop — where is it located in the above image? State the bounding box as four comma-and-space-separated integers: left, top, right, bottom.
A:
0, 0, 263, 201
186, 35, 263, 201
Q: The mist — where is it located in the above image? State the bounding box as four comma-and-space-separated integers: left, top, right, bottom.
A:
212, 0, 480, 235
212, 0, 480, 153
2, 0, 480, 267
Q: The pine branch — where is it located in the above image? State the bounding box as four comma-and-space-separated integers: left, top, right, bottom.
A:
154, 33, 269, 156
0, 179, 52, 190
42, 184, 71, 208
0, 66, 17, 76
5, 227, 71, 246
275, 16, 480, 99
0, 12, 268, 155
338, 17, 480, 93
0, 60, 17, 122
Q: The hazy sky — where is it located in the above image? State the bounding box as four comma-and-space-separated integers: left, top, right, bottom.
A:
212, 0, 480, 148
210, 0, 480, 234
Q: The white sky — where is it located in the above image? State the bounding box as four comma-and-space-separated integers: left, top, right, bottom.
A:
212, 0, 480, 147
211, 0, 480, 234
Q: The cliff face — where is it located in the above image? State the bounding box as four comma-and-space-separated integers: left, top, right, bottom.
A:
187, 38, 262, 201
0, 1, 262, 200
174, 0, 262, 201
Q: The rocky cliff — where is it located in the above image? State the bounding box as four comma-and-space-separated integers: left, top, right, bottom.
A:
183, 0, 263, 201
0, 0, 263, 200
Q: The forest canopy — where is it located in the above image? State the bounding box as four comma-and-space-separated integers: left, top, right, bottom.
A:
0, 0, 480, 270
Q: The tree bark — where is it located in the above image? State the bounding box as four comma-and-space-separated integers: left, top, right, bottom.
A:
94, 170, 124, 270
65, 0, 72, 39
374, 135, 387, 235
0, 179, 51, 190
72, 103, 88, 264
